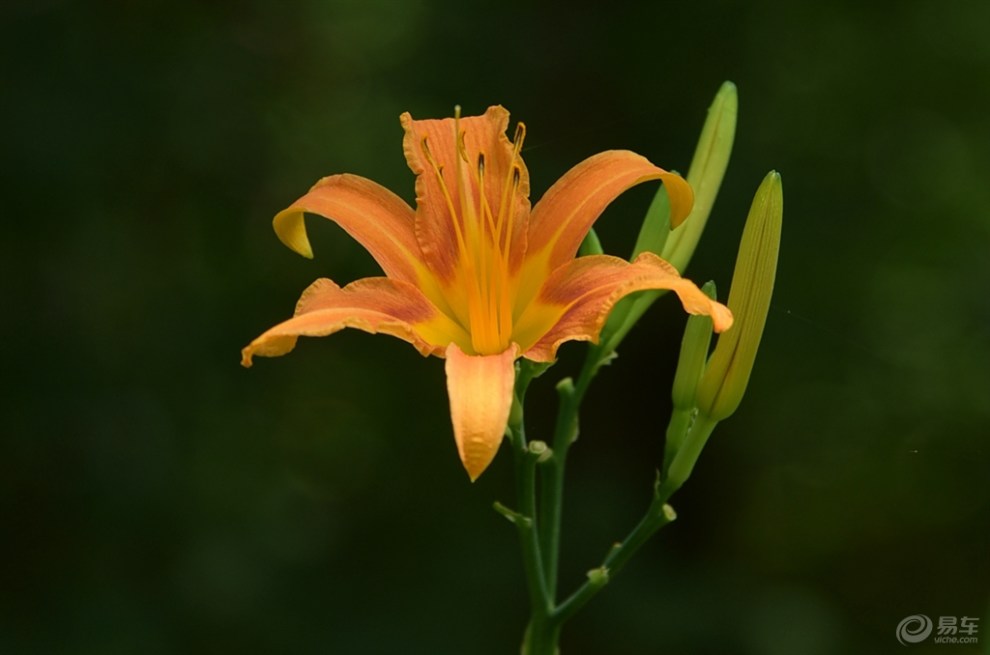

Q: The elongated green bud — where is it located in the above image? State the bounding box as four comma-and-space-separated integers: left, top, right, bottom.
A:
664, 281, 715, 474
671, 281, 716, 410
597, 82, 737, 354
662, 81, 738, 273
696, 171, 782, 421
630, 179, 673, 259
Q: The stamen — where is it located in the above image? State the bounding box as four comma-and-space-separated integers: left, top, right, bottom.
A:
476, 151, 508, 347
477, 154, 500, 252
489, 123, 526, 349
512, 122, 527, 157
451, 109, 499, 353
453, 111, 484, 282
495, 121, 527, 245
420, 136, 469, 257
420, 110, 525, 354
421, 134, 485, 336
498, 164, 521, 341
501, 166, 522, 254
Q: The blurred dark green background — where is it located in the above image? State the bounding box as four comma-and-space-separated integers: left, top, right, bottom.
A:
3, 0, 988, 653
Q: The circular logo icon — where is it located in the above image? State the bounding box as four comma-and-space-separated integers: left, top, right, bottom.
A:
896, 614, 933, 645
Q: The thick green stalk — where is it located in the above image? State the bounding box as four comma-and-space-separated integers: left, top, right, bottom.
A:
521, 620, 562, 655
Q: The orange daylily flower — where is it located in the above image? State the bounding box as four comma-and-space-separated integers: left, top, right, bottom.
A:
242, 106, 732, 481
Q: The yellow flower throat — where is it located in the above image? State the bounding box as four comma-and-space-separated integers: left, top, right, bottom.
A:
420, 108, 526, 356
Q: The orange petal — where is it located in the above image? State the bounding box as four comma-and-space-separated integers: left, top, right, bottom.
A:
273, 174, 425, 285
241, 277, 470, 366
401, 106, 531, 282
444, 342, 518, 481
518, 151, 692, 307
515, 252, 732, 362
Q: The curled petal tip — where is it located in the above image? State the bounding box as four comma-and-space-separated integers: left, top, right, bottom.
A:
662, 171, 694, 229
711, 303, 734, 333
273, 208, 315, 259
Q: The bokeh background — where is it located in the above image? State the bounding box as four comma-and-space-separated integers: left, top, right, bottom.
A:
3, 0, 988, 653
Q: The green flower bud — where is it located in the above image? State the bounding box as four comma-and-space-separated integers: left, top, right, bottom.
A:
662, 81, 737, 273
664, 285, 714, 478
670, 281, 717, 410
696, 171, 782, 421
598, 82, 737, 354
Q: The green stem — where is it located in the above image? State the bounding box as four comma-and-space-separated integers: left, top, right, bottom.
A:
657, 414, 717, 500
538, 346, 606, 597
602, 498, 676, 575
553, 495, 676, 624
662, 407, 694, 478
508, 398, 552, 619
550, 412, 719, 626
512, 345, 717, 653
507, 377, 557, 654
521, 619, 562, 655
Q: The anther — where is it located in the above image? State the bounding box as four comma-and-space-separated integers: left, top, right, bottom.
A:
512, 122, 527, 153
420, 136, 436, 163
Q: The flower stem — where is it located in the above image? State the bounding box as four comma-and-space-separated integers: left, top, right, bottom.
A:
507, 395, 552, 619
538, 346, 605, 596
553, 495, 676, 624
658, 413, 718, 500
521, 619, 562, 655
662, 407, 694, 478
512, 344, 715, 654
